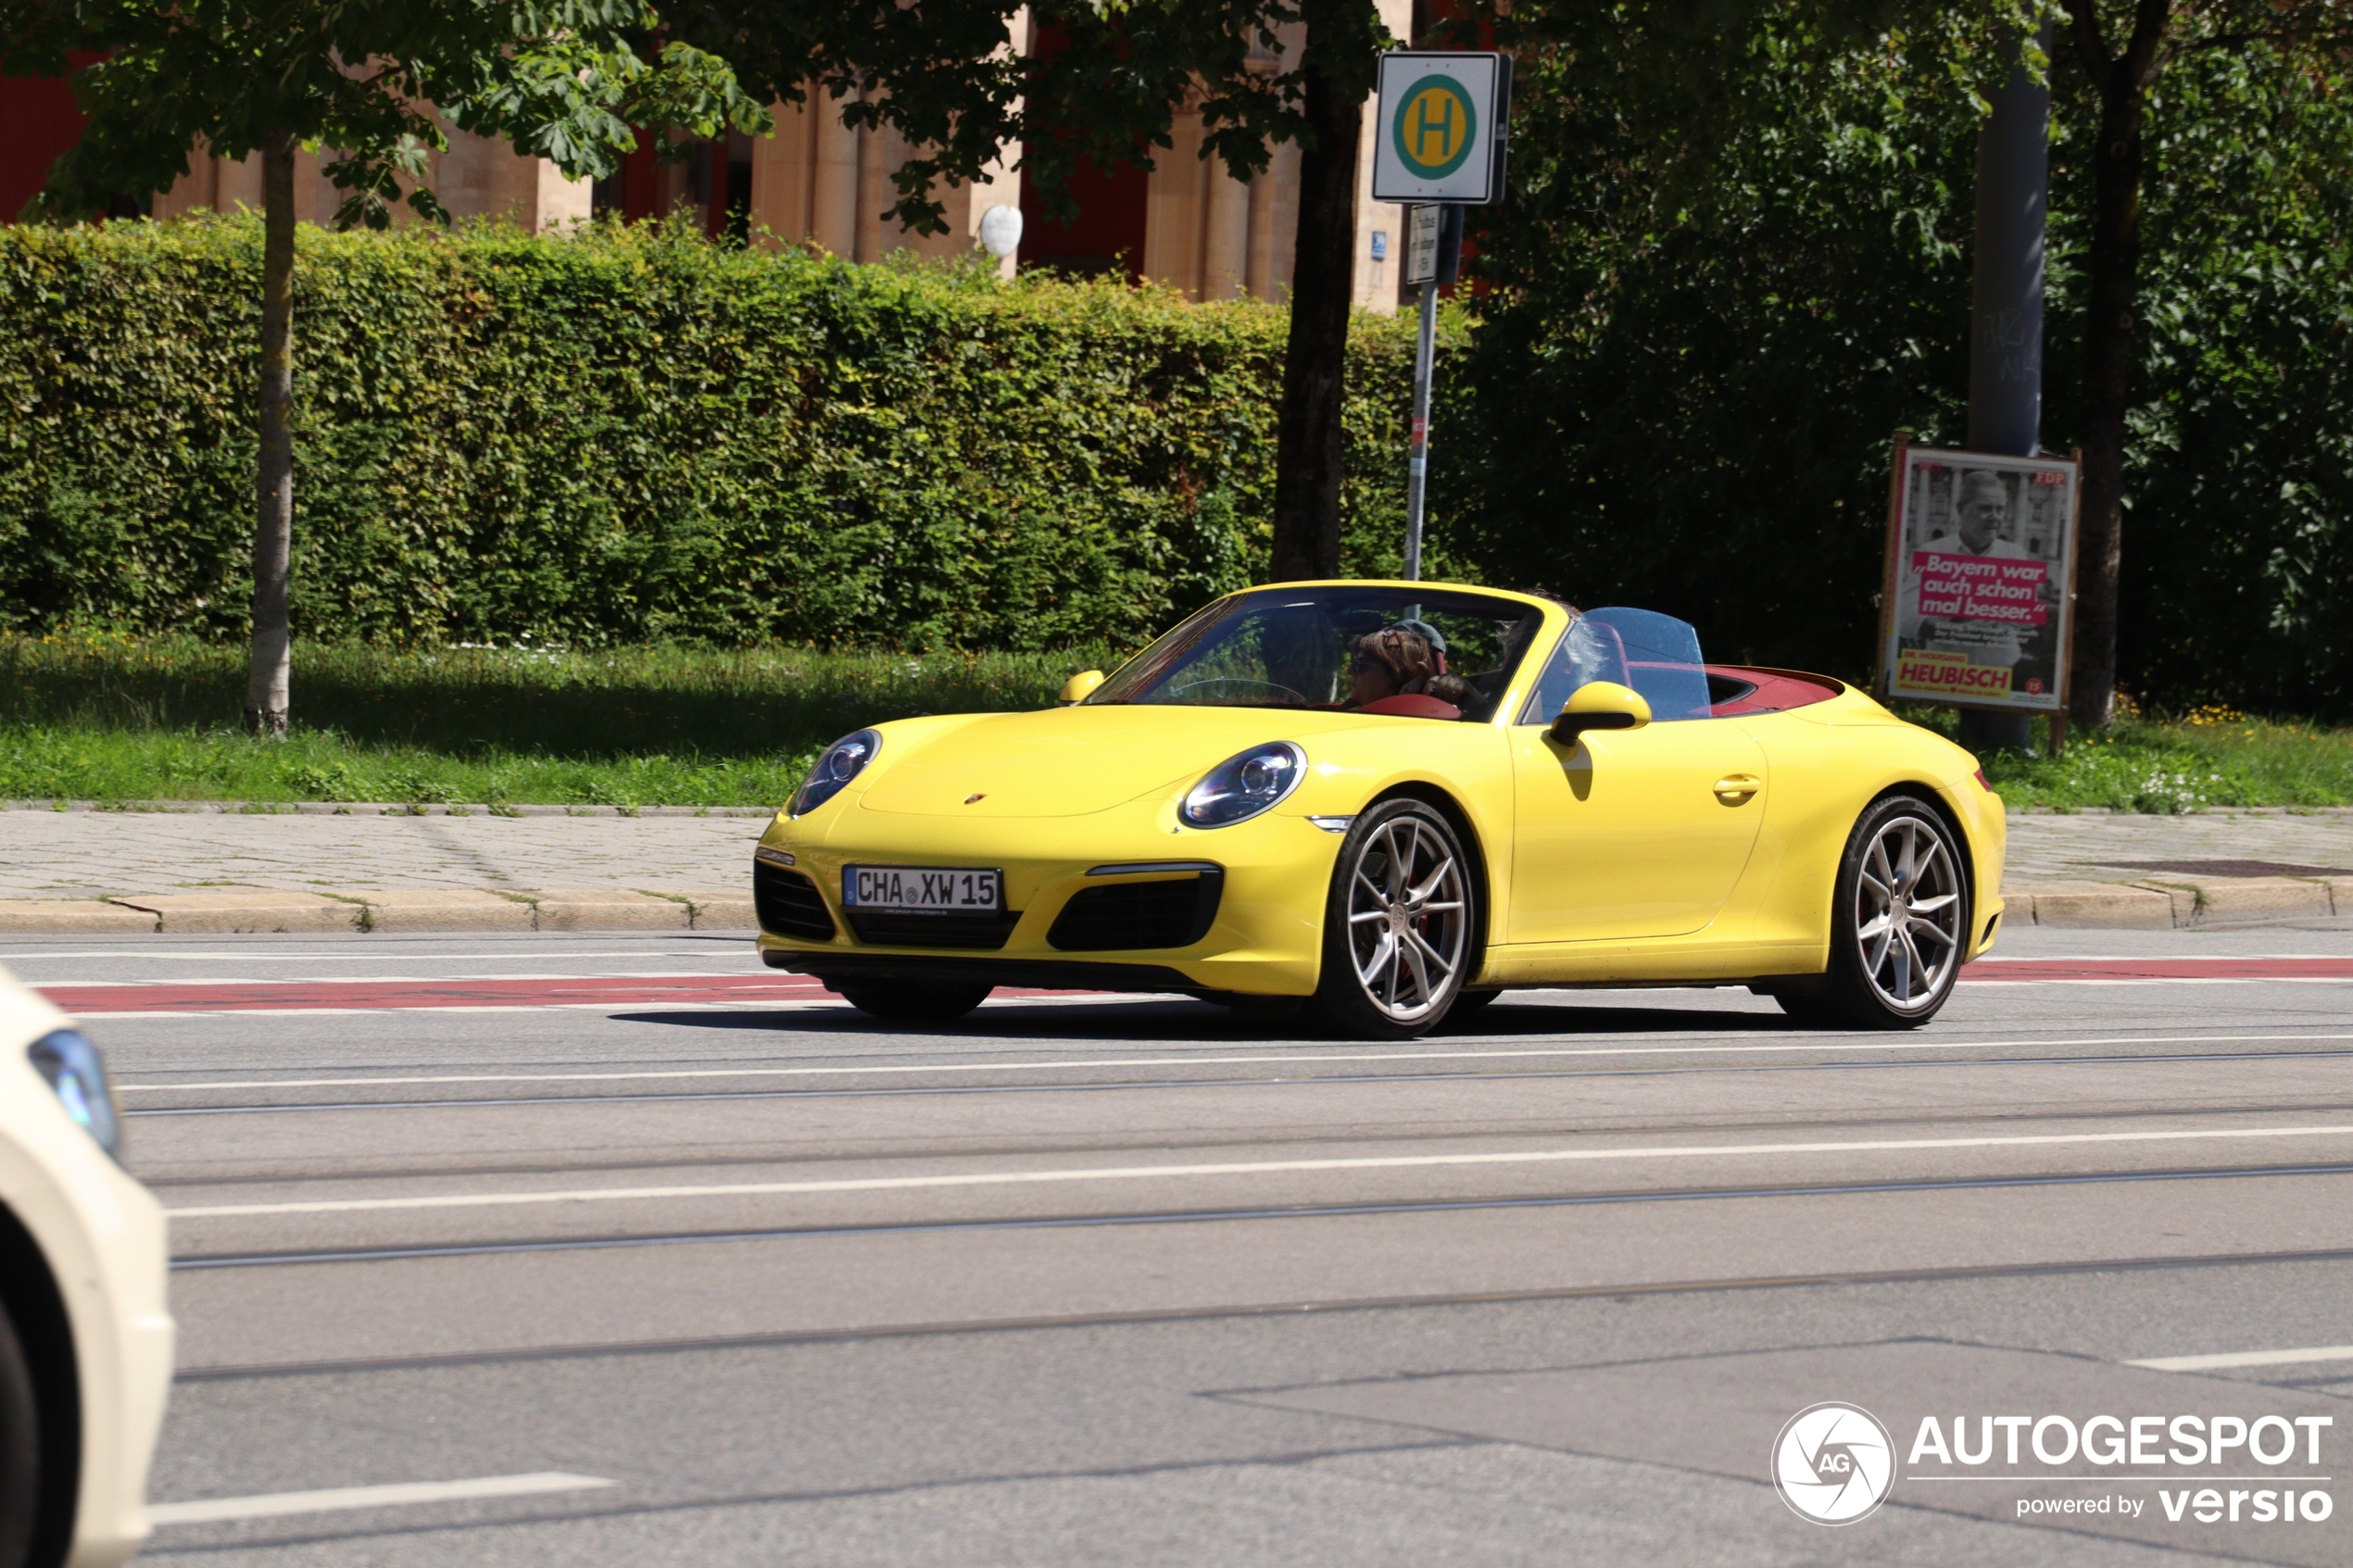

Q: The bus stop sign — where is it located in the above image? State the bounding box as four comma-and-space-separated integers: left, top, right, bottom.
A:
1372, 52, 1510, 205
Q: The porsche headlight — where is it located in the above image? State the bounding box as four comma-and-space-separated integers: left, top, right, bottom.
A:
791, 729, 882, 817
29, 1029, 122, 1161
1181, 742, 1305, 828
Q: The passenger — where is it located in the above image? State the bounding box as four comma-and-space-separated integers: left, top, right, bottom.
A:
1424, 673, 1477, 709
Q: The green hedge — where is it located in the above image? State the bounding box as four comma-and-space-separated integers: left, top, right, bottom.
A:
0, 219, 1427, 651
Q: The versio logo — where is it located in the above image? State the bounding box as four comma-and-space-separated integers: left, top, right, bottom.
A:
1774, 1403, 1898, 1524
1391, 76, 1477, 179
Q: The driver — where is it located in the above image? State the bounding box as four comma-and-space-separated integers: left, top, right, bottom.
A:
1347, 626, 1475, 713
1347, 627, 1439, 706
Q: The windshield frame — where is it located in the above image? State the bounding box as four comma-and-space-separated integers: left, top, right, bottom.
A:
1083, 583, 1564, 722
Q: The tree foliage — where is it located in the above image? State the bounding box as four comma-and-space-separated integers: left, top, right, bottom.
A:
0, 0, 765, 222
663, 0, 1387, 232
1441, 1, 2353, 713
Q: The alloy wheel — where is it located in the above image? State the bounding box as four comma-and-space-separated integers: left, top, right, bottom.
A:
1854, 814, 1963, 1011
1343, 814, 1469, 1023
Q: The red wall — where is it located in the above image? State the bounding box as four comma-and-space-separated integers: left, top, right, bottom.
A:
1015, 24, 1149, 278
0, 72, 88, 220
1019, 153, 1148, 280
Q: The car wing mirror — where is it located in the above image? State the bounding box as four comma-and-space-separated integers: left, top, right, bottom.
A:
1550, 681, 1652, 745
1060, 670, 1105, 705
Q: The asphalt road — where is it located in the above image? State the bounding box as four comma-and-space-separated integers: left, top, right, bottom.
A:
14, 922, 2353, 1567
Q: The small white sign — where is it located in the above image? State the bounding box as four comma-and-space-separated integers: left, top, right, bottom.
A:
1372, 52, 1508, 205
1403, 205, 1441, 285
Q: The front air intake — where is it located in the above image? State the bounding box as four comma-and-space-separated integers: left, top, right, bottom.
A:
1048, 872, 1223, 951
754, 863, 836, 941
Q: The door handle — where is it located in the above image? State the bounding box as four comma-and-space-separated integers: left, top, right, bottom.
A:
1713, 774, 1761, 804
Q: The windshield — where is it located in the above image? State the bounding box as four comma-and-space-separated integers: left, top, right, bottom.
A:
1087, 587, 1548, 722
1517, 606, 1714, 722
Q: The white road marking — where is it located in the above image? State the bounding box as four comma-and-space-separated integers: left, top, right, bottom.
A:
116, 1032, 2353, 1094
163, 1122, 2353, 1220
2128, 1345, 2353, 1372
145, 1472, 615, 1526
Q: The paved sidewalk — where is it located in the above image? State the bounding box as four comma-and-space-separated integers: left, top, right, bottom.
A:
0, 808, 766, 900
2000, 808, 2353, 882
0, 808, 772, 934
1, 803, 2348, 933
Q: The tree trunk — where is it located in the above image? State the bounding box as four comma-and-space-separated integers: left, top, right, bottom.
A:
1270, 56, 1363, 582
245, 132, 296, 737
2063, 0, 2170, 729
2067, 82, 2147, 729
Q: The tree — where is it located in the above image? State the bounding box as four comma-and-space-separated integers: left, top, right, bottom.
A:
0, 0, 763, 733
664, 0, 1395, 581
2057, 0, 2353, 726
1437, 5, 1989, 671
1442, 0, 2353, 716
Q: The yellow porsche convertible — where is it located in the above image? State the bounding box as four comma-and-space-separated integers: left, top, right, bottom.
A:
753, 581, 2006, 1037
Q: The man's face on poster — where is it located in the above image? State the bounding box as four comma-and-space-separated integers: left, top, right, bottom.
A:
1957, 475, 2008, 553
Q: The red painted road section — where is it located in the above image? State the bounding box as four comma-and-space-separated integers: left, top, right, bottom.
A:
26, 957, 2353, 1016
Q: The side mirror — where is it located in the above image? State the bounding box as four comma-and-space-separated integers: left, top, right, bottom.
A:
1060, 670, 1105, 705
1550, 681, 1652, 745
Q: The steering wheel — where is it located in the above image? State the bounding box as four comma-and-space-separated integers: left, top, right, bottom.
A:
1169, 677, 1310, 703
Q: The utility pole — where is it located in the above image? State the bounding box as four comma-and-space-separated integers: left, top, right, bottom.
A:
1959, 28, 2050, 756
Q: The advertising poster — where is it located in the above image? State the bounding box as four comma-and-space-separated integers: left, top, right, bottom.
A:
1879, 442, 2080, 713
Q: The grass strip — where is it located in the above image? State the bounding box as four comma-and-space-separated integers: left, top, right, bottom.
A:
7, 636, 2351, 812
0, 634, 1110, 809
1905, 705, 2353, 812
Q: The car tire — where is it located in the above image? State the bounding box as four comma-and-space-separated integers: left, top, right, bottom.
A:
1778, 795, 1969, 1030
1310, 799, 1478, 1040
0, 1298, 39, 1568
835, 981, 994, 1024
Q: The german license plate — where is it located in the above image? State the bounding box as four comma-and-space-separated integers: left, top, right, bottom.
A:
843, 866, 1002, 914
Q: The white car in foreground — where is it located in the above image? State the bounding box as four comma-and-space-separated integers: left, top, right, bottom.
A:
0, 972, 171, 1568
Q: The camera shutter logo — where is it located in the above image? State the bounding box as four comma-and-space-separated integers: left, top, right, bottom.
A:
1391, 76, 1478, 180
1773, 1402, 1898, 1524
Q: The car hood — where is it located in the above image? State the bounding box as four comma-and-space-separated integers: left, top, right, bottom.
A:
856, 704, 1342, 819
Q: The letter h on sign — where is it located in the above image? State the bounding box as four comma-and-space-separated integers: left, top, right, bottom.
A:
1413, 92, 1458, 162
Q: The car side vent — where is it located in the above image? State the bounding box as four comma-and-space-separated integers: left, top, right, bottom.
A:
755, 863, 836, 941
1049, 871, 1223, 951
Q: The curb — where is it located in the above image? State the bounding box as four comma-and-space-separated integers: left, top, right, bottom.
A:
0, 887, 757, 935
2007, 805, 2353, 816
2007, 876, 2352, 930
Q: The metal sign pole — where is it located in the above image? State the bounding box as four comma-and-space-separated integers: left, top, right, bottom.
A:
1403, 265, 1438, 582
1401, 204, 1459, 582
1375, 52, 1505, 583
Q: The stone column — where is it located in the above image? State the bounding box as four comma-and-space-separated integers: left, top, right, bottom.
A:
810, 93, 862, 257
1201, 156, 1252, 301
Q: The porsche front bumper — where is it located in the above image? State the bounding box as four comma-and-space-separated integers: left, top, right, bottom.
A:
753, 799, 1347, 997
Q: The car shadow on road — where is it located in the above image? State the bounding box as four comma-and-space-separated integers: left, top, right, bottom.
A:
610, 994, 1807, 1042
